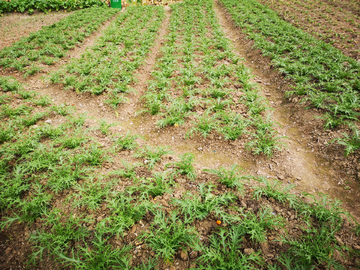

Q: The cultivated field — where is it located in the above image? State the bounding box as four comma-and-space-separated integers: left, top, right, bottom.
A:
0, 0, 360, 269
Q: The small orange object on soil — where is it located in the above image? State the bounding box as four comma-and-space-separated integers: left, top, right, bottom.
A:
216, 220, 221, 225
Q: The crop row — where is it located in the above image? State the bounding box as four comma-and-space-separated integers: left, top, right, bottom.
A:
142, 0, 283, 157
0, 6, 118, 76
0, 0, 107, 15
221, 0, 360, 155
50, 5, 165, 108
258, 0, 360, 58
1, 75, 359, 269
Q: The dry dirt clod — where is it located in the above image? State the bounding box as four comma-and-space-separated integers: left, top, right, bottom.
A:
180, 249, 188, 261
335, 235, 344, 246
244, 248, 254, 255
189, 251, 198, 259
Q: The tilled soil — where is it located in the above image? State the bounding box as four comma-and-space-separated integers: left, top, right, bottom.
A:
1, 2, 360, 270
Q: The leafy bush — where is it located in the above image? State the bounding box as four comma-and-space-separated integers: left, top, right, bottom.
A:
0, 0, 107, 15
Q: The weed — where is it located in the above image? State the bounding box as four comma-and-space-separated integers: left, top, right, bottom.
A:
172, 184, 237, 223
204, 164, 245, 190
99, 119, 117, 135
141, 210, 198, 262
134, 145, 173, 169
0, 76, 22, 92
195, 226, 263, 269
167, 153, 197, 180
113, 131, 138, 151
240, 206, 284, 243
71, 177, 114, 210
253, 176, 298, 207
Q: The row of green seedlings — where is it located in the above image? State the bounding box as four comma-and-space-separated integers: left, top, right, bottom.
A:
221, 0, 360, 156
1, 76, 358, 268
1, 122, 358, 269
259, 0, 359, 48
0, 7, 118, 77
0, 0, 107, 15
142, 0, 284, 157
310, 0, 360, 20
298, 0, 360, 32
49, 5, 165, 108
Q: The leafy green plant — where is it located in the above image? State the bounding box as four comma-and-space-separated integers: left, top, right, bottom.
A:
129, 172, 174, 198
0, 7, 118, 75
113, 131, 139, 151
134, 145, 173, 169
253, 176, 298, 207
239, 206, 284, 243
71, 177, 114, 210
0, 76, 22, 92
204, 164, 245, 190
167, 153, 197, 180
109, 161, 140, 181
195, 226, 263, 269
141, 210, 198, 262
332, 126, 360, 156
105, 190, 160, 236
172, 184, 237, 223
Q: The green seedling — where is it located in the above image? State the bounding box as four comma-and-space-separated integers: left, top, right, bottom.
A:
204, 164, 245, 190
195, 226, 263, 269
141, 210, 198, 262
167, 153, 197, 180
134, 145, 173, 169
172, 184, 237, 223
113, 131, 139, 151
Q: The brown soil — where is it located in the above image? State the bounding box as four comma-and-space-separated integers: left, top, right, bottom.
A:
323, 0, 360, 17
258, 0, 360, 60
1, 2, 360, 269
0, 11, 72, 50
